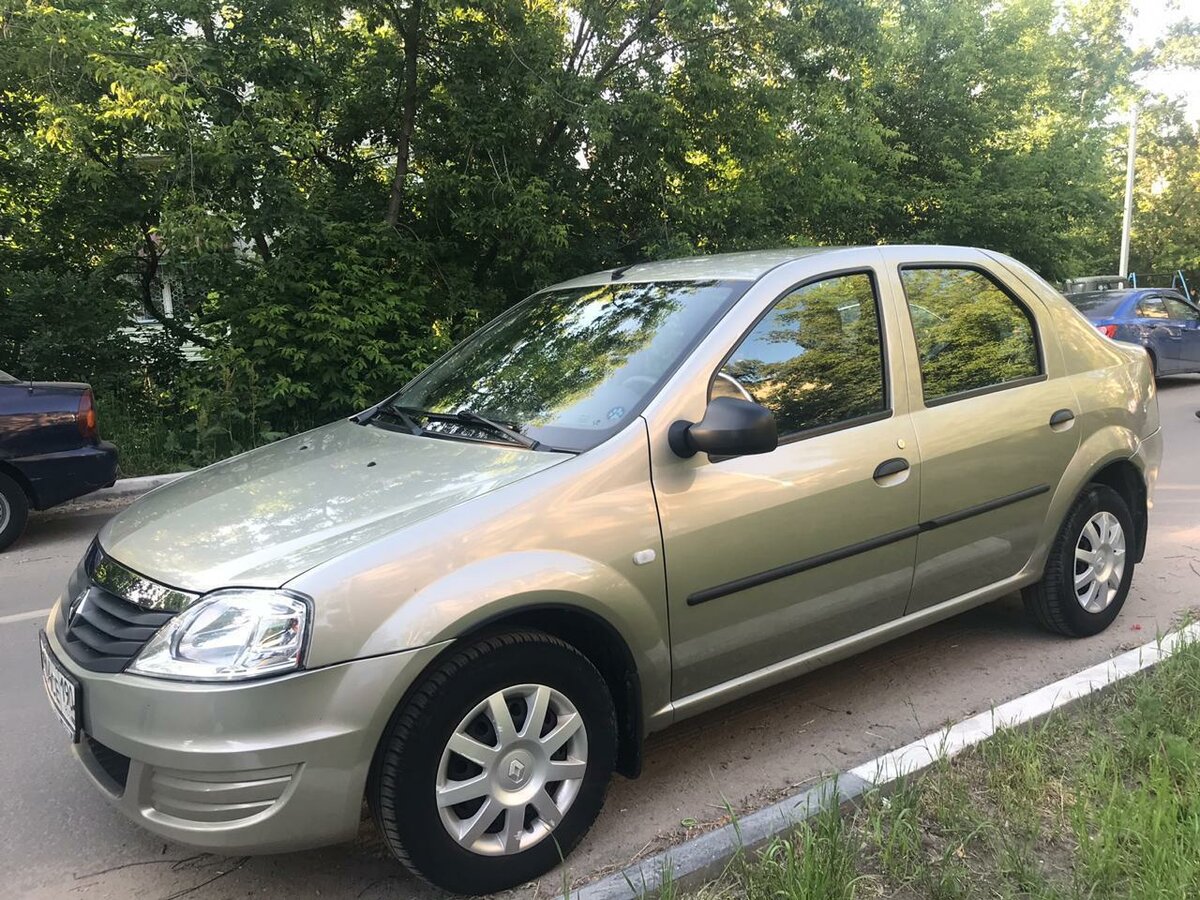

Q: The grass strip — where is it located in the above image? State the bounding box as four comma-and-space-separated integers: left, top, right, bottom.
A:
657, 634, 1200, 900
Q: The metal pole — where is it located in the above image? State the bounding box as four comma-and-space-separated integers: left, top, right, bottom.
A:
1119, 105, 1138, 278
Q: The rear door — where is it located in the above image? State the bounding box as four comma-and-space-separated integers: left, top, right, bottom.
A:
880, 248, 1080, 612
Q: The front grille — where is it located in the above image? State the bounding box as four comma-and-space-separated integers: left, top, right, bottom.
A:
59, 585, 176, 673
84, 734, 131, 793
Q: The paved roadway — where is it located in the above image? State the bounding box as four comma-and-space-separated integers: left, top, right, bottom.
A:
3, 377, 1199, 899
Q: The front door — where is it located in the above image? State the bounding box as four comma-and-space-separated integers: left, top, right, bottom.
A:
1135, 294, 1188, 373
883, 256, 1081, 611
652, 269, 921, 700
1161, 294, 1200, 368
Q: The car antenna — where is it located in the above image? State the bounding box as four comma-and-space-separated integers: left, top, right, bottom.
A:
611, 262, 639, 280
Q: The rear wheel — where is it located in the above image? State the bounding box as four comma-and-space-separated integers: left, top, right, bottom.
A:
0, 471, 29, 552
1023, 484, 1135, 637
369, 630, 616, 895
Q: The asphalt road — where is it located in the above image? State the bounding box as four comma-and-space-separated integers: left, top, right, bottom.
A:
4, 377, 1199, 900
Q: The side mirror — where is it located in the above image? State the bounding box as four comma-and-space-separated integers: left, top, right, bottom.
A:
668, 396, 778, 459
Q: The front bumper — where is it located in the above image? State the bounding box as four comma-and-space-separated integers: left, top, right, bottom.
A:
43, 603, 449, 854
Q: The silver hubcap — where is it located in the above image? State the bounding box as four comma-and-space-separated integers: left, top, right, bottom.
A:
0, 492, 9, 533
435, 684, 588, 856
1074, 511, 1126, 613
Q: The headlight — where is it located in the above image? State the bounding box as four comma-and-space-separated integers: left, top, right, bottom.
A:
128, 589, 310, 681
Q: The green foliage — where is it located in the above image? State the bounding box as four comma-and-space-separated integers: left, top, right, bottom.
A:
0, 0, 1181, 471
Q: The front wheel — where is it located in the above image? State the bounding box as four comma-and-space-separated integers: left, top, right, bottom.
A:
369, 630, 616, 895
1023, 483, 1135, 637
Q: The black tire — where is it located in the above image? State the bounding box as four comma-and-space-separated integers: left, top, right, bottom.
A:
1023, 483, 1135, 637
369, 630, 617, 895
0, 471, 30, 552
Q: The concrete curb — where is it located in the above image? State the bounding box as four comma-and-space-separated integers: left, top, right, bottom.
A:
572, 622, 1200, 899
55, 471, 190, 512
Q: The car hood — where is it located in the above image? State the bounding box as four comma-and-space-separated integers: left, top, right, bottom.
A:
98, 419, 570, 592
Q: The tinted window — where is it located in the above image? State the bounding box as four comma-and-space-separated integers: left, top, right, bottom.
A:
714, 272, 887, 437
1066, 292, 1128, 316
1136, 296, 1169, 319
1163, 296, 1200, 322
899, 267, 1041, 403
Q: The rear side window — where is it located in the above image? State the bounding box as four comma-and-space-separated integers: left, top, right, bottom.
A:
714, 272, 887, 439
1136, 296, 1169, 319
899, 267, 1041, 404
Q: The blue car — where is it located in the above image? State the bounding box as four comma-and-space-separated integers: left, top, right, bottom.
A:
0, 369, 119, 550
1064, 288, 1200, 378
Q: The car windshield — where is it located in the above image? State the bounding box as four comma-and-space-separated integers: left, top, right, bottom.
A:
1066, 292, 1128, 316
0, 369, 18, 383
387, 279, 748, 451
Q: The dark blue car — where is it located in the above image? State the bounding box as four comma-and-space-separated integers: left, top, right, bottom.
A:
1065, 288, 1200, 378
0, 369, 119, 550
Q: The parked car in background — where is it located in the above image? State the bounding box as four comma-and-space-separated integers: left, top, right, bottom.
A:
1064, 288, 1200, 377
40, 247, 1160, 895
0, 369, 119, 550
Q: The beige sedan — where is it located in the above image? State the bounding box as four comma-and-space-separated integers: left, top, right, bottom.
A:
40, 246, 1160, 895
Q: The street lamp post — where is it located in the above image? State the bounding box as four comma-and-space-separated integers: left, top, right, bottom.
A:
1119, 105, 1139, 279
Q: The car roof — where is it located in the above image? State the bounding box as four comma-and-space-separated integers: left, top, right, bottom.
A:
541, 244, 1057, 292
1069, 288, 1185, 302
541, 248, 835, 290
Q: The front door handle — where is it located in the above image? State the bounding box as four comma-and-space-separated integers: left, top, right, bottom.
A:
1049, 408, 1075, 428
873, 457, 910, 481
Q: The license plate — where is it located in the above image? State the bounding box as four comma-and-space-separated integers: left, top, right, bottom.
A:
40, 631, 80, 743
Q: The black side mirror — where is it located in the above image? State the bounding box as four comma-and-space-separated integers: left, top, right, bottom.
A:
668, 396, 778, 459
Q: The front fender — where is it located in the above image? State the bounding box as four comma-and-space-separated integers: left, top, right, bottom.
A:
356, 549, 668, 683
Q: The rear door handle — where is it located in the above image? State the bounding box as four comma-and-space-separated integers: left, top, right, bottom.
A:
1049, 408, 1075, 428
873, 458, 909, 481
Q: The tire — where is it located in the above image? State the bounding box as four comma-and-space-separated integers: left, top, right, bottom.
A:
1023, 483, 1135, 637
369, 630, 617, 895
0, 471, 30, 552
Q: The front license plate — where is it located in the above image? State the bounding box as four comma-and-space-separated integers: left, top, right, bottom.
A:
40, 631, 80, 743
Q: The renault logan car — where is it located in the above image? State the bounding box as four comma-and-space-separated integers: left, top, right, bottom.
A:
40, 246, 1160, 895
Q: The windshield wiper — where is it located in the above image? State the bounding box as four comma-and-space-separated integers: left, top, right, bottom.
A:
352, 400, 423, 435
454, 410, 540, 449
385, 405, 540, 450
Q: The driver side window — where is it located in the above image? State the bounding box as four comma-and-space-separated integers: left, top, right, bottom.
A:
712, 272, 888, 439
1163, 296, 1200, 322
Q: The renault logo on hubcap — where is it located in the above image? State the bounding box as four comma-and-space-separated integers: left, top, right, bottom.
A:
507, 758, 527, 784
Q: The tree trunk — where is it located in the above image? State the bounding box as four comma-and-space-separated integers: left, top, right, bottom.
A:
137, 223, 213, 348
385, 0, 423, 226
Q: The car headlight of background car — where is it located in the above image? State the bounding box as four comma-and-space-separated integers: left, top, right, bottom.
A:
128, 589, 311, 681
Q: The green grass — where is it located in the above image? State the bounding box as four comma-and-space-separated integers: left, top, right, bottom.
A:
650, 634, 1200, 900
101, 397, 197, 476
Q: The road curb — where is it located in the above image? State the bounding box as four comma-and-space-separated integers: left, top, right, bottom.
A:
55, 471, 190, 512
572, 622, 1200, 899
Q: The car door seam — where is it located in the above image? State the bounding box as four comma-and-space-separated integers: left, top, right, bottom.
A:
686, 483, 1050, 606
